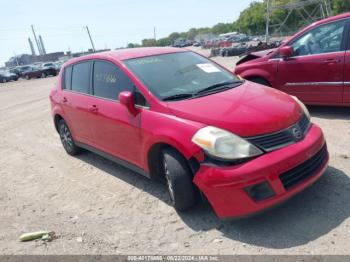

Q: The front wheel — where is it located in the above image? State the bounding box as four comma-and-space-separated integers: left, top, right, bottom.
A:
163, 148, 197, 211
1, 78, 6, 83
41, 72, 47, 78
25, 75, 30, 80
58, 119, 80, 155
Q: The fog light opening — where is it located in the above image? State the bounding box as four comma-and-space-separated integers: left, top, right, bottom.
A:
245, 181, 275, 202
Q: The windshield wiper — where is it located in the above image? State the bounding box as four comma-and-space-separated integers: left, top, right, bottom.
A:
195, 80, 243, 95
162, 93, 194, 101
162, 80, 243, 101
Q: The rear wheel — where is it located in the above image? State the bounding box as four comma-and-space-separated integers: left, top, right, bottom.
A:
163, 148, 197, 211
25, 75, 30, 80
41, 72, 47, 78
248, 77, 271, 87
58, 119, 80, 155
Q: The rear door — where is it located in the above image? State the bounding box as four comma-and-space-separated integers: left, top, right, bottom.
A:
277, 19, 347, 105
89, 60, 144, 166
61, 61, 97, 145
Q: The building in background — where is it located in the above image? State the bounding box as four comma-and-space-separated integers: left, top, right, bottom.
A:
5, 49, 111, 68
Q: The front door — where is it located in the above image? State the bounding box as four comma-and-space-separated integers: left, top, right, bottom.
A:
89, 60, 143, 167
277, 19, 347, 105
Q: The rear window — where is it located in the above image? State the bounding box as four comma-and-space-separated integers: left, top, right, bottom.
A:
71, 62, 91, 94
63, 66, 72, 90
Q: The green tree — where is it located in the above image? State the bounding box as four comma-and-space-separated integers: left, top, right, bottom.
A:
157, 37, 171, 46
332, 0, 350, 14
142, 38, 157, 47
127, 43, 141, 48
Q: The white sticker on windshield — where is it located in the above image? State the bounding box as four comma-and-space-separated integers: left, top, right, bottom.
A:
196, 63, 220, 73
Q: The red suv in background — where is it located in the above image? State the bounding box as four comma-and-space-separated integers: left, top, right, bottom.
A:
50, 47, 328, 219
235, 13, 350, 106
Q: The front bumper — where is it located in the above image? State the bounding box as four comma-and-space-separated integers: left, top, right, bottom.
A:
193, 124, 328, 219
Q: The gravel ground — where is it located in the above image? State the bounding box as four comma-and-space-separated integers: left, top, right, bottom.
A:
0, 51, 349, 254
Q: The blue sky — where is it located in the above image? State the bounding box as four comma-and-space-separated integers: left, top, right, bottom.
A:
0, 0, 257, 66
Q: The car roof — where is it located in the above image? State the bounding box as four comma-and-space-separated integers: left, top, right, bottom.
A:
64, 47, 188, 66
314, 12, 350, 26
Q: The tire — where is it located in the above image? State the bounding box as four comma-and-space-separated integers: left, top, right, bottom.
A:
25, 75, 30, 80
1, 78, 6, 83
163, 148, 197, 211
58, 119, 80, 155
248, 77, 271, 87
41, 72, 47, 78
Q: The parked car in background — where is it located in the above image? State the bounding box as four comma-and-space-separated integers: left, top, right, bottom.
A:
23, 65, 58, 80
0, 70, 19, 83
16, 66, 32, 77
220, 43, 248, 57
54, 61, 63, 72
42, 62, 59, 71
9, 68, 21, 78
235, 12, 350, 106
50, 47, 328, 219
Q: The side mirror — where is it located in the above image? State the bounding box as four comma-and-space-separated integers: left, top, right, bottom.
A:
119, 91, 137, 115
279, 46, 294, 58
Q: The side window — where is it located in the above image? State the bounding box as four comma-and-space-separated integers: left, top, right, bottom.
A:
134, 88, 149, 107
291, 20, 346, 57
92, 61, 134, 100
71, 62, 91, 94
63, 66, 72, 90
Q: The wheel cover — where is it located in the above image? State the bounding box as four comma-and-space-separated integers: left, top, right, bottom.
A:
59, 124, 73, 151
164, 159, 175, 202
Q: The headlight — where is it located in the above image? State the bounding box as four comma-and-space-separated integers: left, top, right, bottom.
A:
291, 96, 310, 120
192, 126, 263, 161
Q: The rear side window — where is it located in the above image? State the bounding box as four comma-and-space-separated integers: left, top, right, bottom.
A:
63, 66, 72, 90
71, 62, 91, 94
93, 61, 134, 100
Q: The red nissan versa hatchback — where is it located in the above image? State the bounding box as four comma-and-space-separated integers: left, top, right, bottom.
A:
235, 13, 350, 106
50, 47, 329, 219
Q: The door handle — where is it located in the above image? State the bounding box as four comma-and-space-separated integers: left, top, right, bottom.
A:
90, 105, 98, 113
324, 59, 341, 64
62, 97, 68, 103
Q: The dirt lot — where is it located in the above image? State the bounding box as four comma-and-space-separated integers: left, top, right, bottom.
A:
0, 53, 349, 255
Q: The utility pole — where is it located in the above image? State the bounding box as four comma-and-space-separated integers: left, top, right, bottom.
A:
265, 0, 271, 43
85, 26, 96, 52
31, 25, 42, 55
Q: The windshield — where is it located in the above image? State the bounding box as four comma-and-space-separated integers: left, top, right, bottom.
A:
124, 52, 240, 101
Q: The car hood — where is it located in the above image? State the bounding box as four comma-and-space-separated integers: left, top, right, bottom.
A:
250, 48, 276, 57
236, 48, 277, 66
166, 82, 303, 137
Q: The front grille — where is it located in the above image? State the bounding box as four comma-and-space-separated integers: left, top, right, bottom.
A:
280, 145, 328, 190
247, 114, 311, 152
